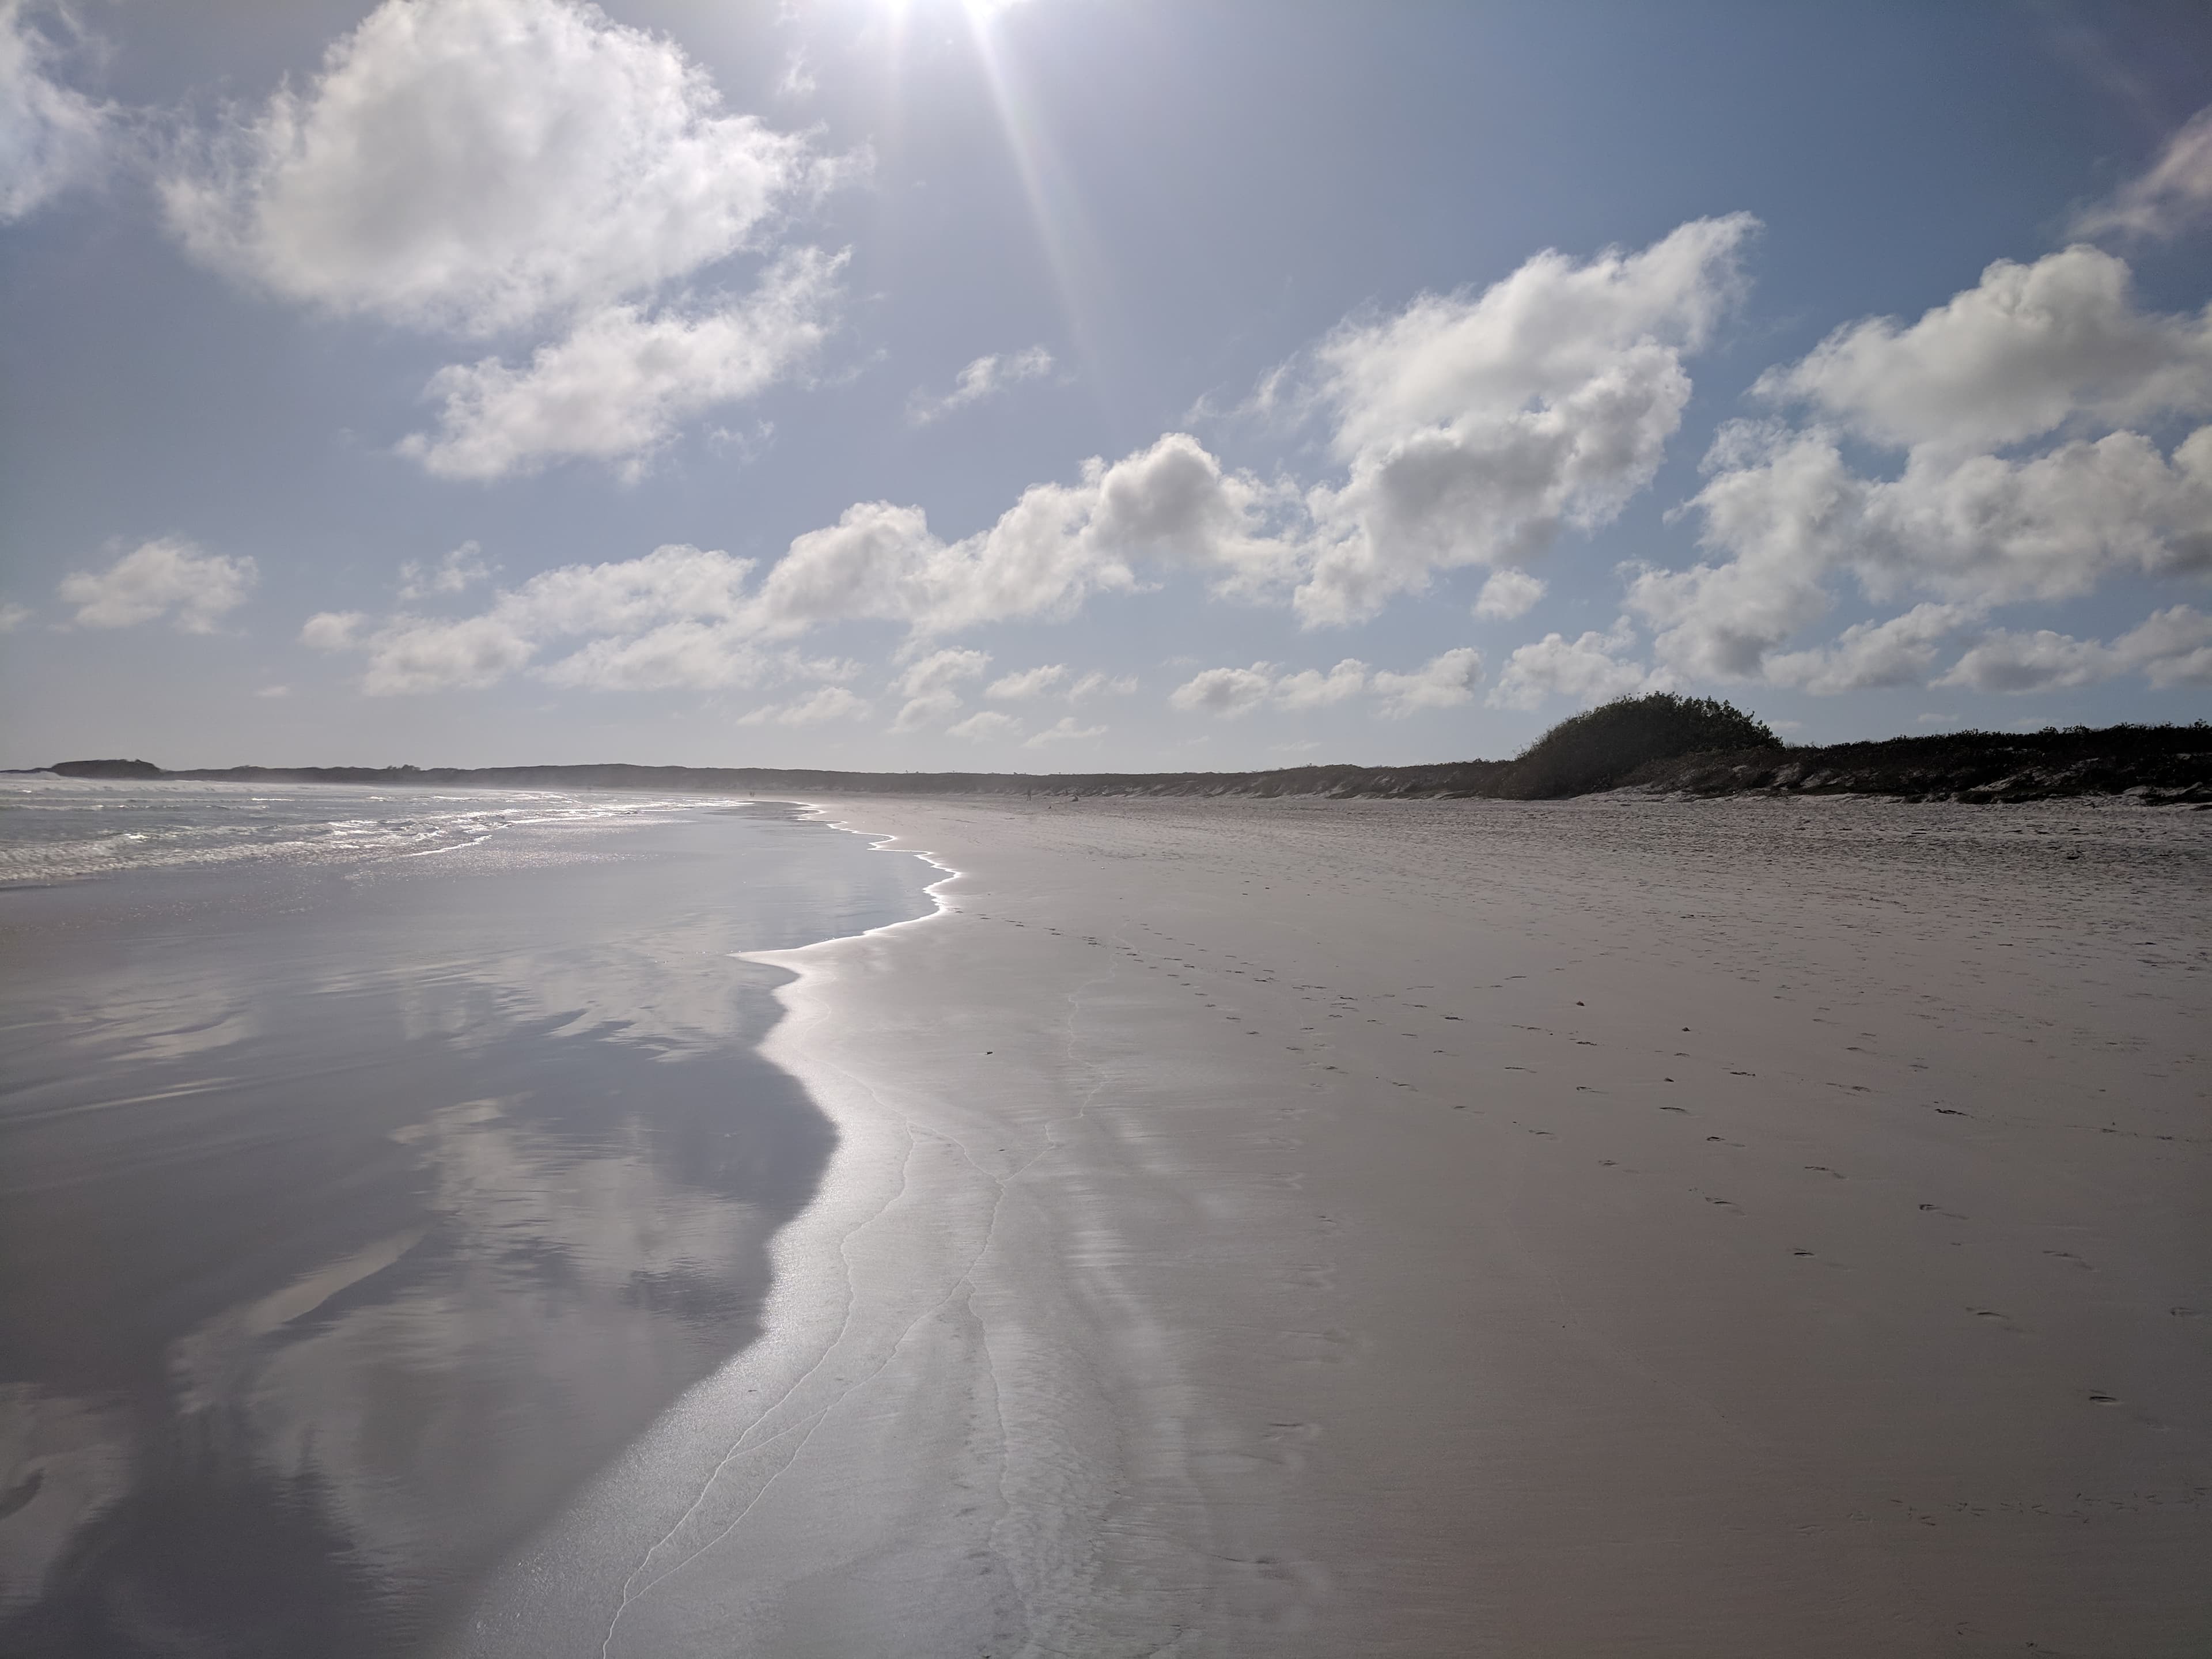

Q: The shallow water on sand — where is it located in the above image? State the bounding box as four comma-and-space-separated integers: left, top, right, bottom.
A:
0, 786, 936, 1656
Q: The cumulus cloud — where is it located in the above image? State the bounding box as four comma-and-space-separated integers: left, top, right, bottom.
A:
750, 433, 1290, 637
162, 0, 832, 336
1171, 650, 1480, 719
397, 248, 844, 479
1764, 603, 1975, 695
351, 613, 537, 695
1489, 624, 1658, 710
536, 622, 763, 692
0, 600, 31, 632
1369, 647, 1484, 717
1645, 246, 2212, 684
946, 709, 1019, 741
736, 685, 868, 725
300, 610, 365, 652
1293, 214, 1756, 623
1754, 244, 2212, 452
1068, 670, 1137, 699
908, 345, 1054, 425
896, 647, 990, 696
2072, 106, 2212, 241
885, 647, 988, 730
676, 218, 1752, 650
1270, 658, 1370, 710
59, 538, 256, 631
1, 0, 110, 222
1169, 664, 1275, 718
1473, 568, 1546, 621
1024, 716, 1105, 748
1938, 605, 2212, 692
985, 664, 1067, 700
397, 540, 493, 601
304, 541, 763, 694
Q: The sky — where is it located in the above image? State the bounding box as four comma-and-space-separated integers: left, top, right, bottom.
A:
3, 0, 2210, 771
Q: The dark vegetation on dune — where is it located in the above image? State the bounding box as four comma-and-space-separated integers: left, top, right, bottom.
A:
41, 702, 2212, 803
1491, 695, 1778, 798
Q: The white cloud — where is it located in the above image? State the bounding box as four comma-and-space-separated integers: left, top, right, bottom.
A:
884, 647, 989, 731
253, 684, 290, 698
470, 217, 1742, 657
1473, 568, 1545, 621
355, 613, 537, 695
1169, 664, 1275, 718
2072, 106, 2212, 241
882, 692, 946, 732
1755, 245, 2212, 452
304, 542, 767, 694
1024, 717, 1105, 748
0, 600, 31, 632
896, 647, 990, 698
1171, 650, 1480, 719
300, 610, 365, 652
985, 664, 1067, 700
397, 248, 844, 479
398, 540, 493, 601
908, 344, 1054, 425
59, 538, 256, 631
1938, 605, 2212, 693
1369, 647, 1483, 717
1764, 603, 1975, 694
946, 709, 1019, 741
162, 0, 833, 336
0, 0, 110, 223
536, 622, 763, 691
1270, 658, 1369, 710
2119, 604, 2212, 687
749, 433, 1289, 637
1490, 624, 1658, 710
736, 685, 868, 726
1652, 419, 2212, 678
1644, 245, 2212, 684
1067, 670, 1136, 699
1294, 215, 1756, 623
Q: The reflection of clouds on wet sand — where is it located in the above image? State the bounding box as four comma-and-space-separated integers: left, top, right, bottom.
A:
166, 1096, 787, 1598
0, 1386, 133, 1613
0, 805, 937, 1650
384, 933, 774, 1059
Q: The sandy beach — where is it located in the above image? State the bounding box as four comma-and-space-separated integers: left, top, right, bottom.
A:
457, 791, 2210, 1658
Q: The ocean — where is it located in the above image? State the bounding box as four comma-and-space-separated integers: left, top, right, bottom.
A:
0, 778, 938, 1656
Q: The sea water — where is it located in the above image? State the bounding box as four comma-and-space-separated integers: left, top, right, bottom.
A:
0, 779, 936, 1656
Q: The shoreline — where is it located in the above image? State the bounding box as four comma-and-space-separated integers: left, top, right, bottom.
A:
447, 790, 2209, 1656
0, 799, 944, 1656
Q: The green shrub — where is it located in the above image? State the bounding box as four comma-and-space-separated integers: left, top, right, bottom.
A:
1502, 694, 1777, 798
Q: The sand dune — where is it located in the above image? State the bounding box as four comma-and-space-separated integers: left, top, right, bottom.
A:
456, 793, 2209, 1657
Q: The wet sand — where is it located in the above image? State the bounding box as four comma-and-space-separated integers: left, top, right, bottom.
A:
0, 803, 935, 1656
464, 793, 2210, 1658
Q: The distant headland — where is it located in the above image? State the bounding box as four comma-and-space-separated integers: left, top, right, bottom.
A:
33, 698, 2212, 806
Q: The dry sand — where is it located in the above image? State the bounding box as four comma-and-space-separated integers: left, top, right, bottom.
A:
459, 793, 2209, 1658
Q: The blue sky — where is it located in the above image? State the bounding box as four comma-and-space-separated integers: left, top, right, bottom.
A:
3, 0, 2210, 769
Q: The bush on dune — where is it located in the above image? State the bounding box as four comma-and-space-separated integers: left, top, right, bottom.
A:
1501, 693, 1778, 799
